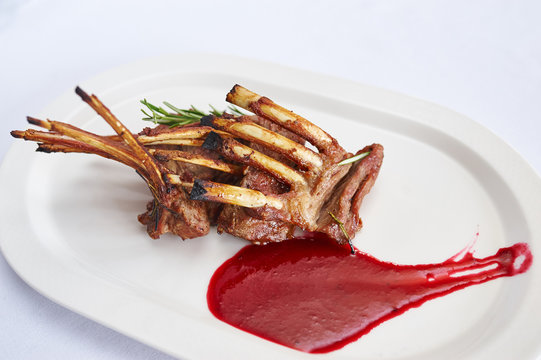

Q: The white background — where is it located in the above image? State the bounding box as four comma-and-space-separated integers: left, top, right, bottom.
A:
0, 1, 539, 359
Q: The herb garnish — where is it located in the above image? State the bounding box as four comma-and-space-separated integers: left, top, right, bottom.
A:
328, 211, 354, 254
337, 151, 370, 166
140, 99, 245, 127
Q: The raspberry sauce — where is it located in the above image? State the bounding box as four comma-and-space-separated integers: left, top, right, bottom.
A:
207, 233, 532, 353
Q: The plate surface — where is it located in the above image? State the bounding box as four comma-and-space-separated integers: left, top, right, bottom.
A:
1, 54, 540, 360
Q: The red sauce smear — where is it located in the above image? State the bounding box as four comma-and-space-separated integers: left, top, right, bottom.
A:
207, 233, 532, 353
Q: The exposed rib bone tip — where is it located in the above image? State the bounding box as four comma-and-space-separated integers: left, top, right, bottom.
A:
199, 115, 215, 127
26, 116, 39, 125
189, 179, 208, 200
226, 84, 241, 102
229, 84, 239, 93
202, 131, 223, 150
75, 86, 91, 102
36, 145, 52, 153
26, 116, 48, 128
10, 130, 24, 138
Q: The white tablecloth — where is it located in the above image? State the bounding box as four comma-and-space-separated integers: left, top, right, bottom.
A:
1, 1, 539, 359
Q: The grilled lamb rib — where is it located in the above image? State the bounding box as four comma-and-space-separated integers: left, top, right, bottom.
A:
190, 85, 384, 245
11, 85, 383, 246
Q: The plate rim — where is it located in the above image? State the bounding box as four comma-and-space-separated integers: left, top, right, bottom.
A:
1, 53, 540, 360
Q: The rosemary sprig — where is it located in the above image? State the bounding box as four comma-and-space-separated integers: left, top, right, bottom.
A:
337, 151, 370, 166
140, 99, 246, 127
328, 211, 355, 254
227, 105, 246, 116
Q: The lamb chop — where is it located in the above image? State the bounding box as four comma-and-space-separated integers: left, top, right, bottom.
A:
11, 88, 239, 240
212, 115, 307, 244
190, 85, 384, 247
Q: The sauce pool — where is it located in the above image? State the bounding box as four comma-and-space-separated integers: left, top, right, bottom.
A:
207, 233, 532, 353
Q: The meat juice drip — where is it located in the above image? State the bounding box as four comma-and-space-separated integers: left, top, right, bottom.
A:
207, 233, 532, 353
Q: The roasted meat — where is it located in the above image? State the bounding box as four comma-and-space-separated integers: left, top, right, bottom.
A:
214, 115, 304, 244
11, 85, 383, 247
11, 89, 230, 240
190, 85, 384, 246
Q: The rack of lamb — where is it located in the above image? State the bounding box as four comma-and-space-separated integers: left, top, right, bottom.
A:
11, 85, 384, 248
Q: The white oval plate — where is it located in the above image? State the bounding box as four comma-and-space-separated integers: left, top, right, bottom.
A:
1, 54, 540, 360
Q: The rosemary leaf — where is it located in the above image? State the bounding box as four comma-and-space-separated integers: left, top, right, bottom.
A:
328, 211, 355, 254
228, 105, 245, 116
337, 151, 370, 166
328, 212, 350, 240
